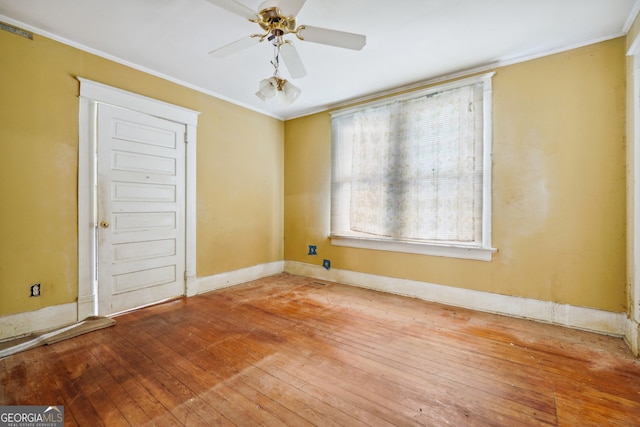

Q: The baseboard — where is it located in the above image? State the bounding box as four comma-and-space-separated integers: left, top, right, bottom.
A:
196, 261, 285, 294
2, 262, 625, 348
624, 317, 640, 356
285, 261, 627, 338
0, 303, 77, 342
0, 262, 284, 342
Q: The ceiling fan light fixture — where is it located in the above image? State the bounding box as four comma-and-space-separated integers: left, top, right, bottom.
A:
207, 0, 366, 108
255, 76, 301, 106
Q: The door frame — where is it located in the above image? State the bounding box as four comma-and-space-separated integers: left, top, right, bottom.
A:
627, 36, 640, 356
77, 78, 199, 320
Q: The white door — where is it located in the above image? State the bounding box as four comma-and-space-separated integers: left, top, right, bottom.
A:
96, 103, 186, 315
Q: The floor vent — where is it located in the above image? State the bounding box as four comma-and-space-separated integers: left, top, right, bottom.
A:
310, 281, 328, 286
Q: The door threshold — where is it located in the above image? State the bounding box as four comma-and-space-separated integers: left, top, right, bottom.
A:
108, 296, 185, 318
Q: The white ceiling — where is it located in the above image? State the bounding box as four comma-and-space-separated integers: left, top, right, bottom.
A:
1, 0, 638, 119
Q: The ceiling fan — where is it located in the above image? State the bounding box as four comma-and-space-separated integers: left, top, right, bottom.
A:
206, 0, 366, 105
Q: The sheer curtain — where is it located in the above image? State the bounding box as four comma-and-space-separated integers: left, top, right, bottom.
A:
337, 83, 483, 243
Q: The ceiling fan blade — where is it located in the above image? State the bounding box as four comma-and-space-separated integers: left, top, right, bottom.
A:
205, 0, 257, 20
277, 0, 307, 17
209, 36, 260, 58
297, 25, 366, 50
280, 42, 307, 78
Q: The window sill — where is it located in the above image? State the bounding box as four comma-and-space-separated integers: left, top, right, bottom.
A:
330, 234, 497, 261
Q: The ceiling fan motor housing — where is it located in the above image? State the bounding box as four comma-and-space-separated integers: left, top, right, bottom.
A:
257, 7, 297, 36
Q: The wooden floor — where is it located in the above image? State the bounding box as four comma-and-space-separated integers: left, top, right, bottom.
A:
1, 273, 640, 426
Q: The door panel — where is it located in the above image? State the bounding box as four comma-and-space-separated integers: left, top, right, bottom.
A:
97, 104, 186, 315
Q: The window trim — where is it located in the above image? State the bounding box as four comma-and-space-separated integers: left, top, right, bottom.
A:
329, 72, 497, 261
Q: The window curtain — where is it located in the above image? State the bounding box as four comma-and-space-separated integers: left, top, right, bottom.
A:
349, 84, 482, 242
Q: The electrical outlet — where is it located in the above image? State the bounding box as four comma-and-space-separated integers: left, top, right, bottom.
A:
308, 245, 317, 255
323, 259, 331, 270
30, 283, 40, 297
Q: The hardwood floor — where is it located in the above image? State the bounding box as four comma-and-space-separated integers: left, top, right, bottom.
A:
1, 273, 639, 426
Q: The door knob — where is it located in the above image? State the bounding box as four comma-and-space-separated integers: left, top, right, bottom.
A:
99, 220, 110, 229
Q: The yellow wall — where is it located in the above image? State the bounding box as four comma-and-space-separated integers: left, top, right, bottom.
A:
285, 38, 627, 312
0, 25, 628, 318
0, 30, 284, 316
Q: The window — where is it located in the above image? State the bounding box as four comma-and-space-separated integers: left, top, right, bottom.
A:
330, 73, 496, 261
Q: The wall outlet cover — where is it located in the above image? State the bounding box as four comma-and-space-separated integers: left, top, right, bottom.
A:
323, 259, 331, 270
30, 283, 40, 297
308, 245, 317, 255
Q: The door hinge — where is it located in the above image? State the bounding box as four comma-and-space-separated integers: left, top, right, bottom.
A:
184, 271, 188, 281
184, 132, 188, 144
